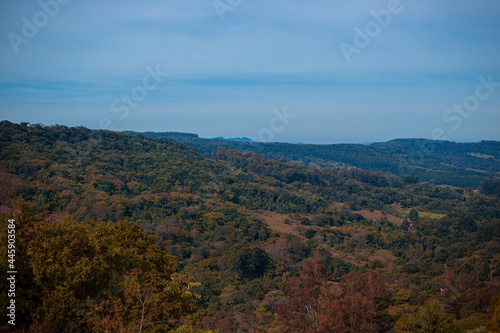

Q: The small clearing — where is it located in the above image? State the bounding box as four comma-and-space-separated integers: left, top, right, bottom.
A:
354, 209, 404, 226
256, 211, 320, 239
369, 249, 397, 266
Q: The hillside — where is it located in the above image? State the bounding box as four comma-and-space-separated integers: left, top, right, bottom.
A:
125, 131, 500, 188
1, 120, 500, 332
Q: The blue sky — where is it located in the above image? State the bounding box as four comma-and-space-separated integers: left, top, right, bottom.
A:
0, 0, 499, 143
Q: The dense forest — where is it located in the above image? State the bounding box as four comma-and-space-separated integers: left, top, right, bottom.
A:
125, 131, 500, 188
1, 120, 500, 332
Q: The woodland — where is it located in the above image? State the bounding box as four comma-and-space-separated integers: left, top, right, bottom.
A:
1, 120, 500, 332
126, 131, 500, 188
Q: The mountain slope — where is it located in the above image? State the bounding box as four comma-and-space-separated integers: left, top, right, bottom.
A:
126, 131, 500, 187
1, 121, 500, 332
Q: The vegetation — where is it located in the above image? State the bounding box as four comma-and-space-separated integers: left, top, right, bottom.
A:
1, 121, 499, 332
126, 131, 500, 188
0, 201, 199, 332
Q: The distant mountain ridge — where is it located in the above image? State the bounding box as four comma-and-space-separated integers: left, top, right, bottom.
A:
211, 136, 255, 142
125, 131, 500, 188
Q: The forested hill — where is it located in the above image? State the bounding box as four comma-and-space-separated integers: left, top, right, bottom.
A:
126, 131, 500, 188
1, 120, 500, 332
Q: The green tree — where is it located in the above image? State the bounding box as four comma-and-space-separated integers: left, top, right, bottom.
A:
0, 200, 200, 332
232, 247, 271, 279
408, 209, 419, 221
394, 300, 457, 333
88, 269, 200, 332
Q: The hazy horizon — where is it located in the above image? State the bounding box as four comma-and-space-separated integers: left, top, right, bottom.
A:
1, 0, 499, 144
3, 119, 498, 145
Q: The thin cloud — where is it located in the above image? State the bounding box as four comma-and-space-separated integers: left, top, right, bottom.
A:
0, 0, 499, 143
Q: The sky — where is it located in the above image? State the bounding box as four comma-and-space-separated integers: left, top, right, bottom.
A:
0, 0, 499, 144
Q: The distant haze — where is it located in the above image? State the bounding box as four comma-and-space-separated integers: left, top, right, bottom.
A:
0, 0, 499, 144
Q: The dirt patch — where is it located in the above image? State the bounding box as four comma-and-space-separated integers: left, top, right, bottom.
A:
331, 202, 346, 209
256, 211, 320, 239
369, 249, 397, 263
328, 249, 397, 269
369, 249, 397, 270
354, 209, 403, 226
329, 252, 360, 266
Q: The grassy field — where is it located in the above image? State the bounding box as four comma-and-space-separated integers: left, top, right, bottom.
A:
418, 211, 447, 219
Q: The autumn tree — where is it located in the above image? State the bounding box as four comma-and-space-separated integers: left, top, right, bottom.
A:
339, 271, 390, 332
394, 300, 457, 333
277, 257, 383, 333
0, 200, 200, 332
319, 292, 377, 333
88, 269, 200, 332
276, 254, 326, 332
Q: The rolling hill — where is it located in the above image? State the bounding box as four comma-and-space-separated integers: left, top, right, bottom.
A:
125, 131, 500, 188
1, 121, 499, 332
